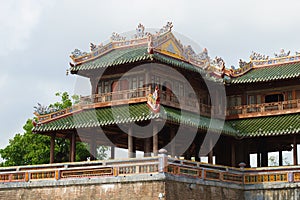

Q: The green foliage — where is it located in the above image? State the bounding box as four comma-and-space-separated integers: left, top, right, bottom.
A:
0, 119, 50, 166
0, 92, 107, 167
97, 146, 109, 160
49, 92, 79, 110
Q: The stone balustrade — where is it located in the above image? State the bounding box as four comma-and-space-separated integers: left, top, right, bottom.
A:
2, 156, 300, 186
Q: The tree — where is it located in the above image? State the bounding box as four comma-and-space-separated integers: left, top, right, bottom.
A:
0, 92, 107, 167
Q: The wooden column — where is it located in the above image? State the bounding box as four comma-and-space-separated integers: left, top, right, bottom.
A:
70, 133, 76, 162
90, 77, 98, 94
110, 146, 115, 159
144, 137, 151, 157
153, 123, 158, 156
231, 141, 236, 167
90, 140, 97, 161
244, 144, 250, 167
145, 69, 151, 92
128, 126, 134, 158
279, 150, 283, 166
257, 152, 261, 167
208, 140, 213, 164
261, 151, 268, 167
50, 133, 56, 164
170, 128, 176, 158
293, 136, 298, 165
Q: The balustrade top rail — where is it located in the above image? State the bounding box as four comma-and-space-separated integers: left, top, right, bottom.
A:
227, 99, 300, 119
36, 87, 151, 123
2, 156, 300, 185
36, 89, 300, 123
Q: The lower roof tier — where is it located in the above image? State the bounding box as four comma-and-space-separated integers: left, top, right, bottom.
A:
33, 103, 236, 136
33, 103, 300, 139
228, 113, 300, 138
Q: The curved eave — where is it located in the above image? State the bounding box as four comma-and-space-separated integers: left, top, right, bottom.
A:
229, 62, 300, 84
228, 113, 300, 138
33, 104, 236, 137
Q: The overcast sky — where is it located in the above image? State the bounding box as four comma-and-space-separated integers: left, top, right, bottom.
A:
1, 0, 300, 150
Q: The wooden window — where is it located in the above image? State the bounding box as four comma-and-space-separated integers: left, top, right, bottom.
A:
287, 91, 293, 100
256, 95, 261, 104
228, 96, 241, 107
104, 81, 109, 93
297, 90, 300, 99
98, 82, 103, 94
265, 94, 283, 103
132, 77, 137, 89
248, 95, 256, 105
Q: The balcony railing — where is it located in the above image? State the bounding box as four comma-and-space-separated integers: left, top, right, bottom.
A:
80, 87, 150, 104
227, 99, 300, 119
160, 91, 222, 117
36, 87, 150, 123
36, 88, 300, 123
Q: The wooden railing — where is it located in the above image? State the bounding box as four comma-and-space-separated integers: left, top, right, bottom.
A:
227, 99, 300, 119
160, 91, 225, 117
80, 87, 150, 104
36, 93, 300, 123
2, 156, 300, 186
36, 87, 150, 123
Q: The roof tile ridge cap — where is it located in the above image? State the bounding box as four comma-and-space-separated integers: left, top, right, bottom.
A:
38, 108, 83, 125
74, 48, 117, 67
253, 59, 300, 69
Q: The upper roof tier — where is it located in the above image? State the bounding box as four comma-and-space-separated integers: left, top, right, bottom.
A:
224, 50, 300, 84
68, 22, 300, 84
69, 22, 224, 80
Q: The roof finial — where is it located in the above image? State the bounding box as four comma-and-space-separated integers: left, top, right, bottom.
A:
147, 35, 154, 54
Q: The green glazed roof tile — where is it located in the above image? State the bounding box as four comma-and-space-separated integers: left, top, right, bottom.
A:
228, 113, 300, 138
231, 62, 300, 84
70, 46, 220, 82
33, 103, 236, 136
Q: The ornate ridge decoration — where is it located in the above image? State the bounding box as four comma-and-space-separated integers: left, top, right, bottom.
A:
69, 22, 216, 71
110, 32, 126, 42
274, 49, 290, 58
228, 49, 300, 78
250, 51, 269, 61
70, 22, 174, 65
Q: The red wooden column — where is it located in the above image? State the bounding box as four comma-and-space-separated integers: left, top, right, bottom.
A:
50, 133, 56, 164
110, 146, 115, 159
70, 133, 76, 162
90, 76, 98, 103
279, 150, 283, 166
261, 151, 268, 167
128, 125, 136, 158
90, 140, 97, 161
170, 128, 176, 158
293, 135, 298, 165
231, 141, 236, 167
153, 123, 158, 156
208, 139, 213, 164
257, 152, 261, 167
144, 137, 151, 157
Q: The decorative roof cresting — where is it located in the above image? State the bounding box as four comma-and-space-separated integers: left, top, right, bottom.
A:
69, 22, 216, 71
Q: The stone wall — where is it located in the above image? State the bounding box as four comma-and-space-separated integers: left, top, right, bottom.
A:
0, 181, 164, 200
165, 180, 244, 200
0, 173, 245, 200
1, 173, 300, 200
244, 182, 300, 200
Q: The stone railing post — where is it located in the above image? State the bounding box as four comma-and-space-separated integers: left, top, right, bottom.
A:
158, 149, 168, 173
